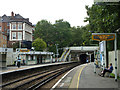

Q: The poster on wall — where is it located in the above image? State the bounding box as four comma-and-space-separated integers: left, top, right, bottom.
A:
99, 41, 104, 65
100, 54, 103, 65
100, 41, 104, 53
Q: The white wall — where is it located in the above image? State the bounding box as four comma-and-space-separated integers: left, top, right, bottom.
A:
108, 50, 120, 76
6, 52, 14, 65
24, 23, 32, 33
24, 23, 32, 41
27, 61, 36, 65
6, 48, 14, 65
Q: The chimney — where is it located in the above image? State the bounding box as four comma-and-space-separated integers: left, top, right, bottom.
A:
11, 11, 14, 17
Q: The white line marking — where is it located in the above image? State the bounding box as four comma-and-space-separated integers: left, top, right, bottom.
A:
51, 65, 81, 90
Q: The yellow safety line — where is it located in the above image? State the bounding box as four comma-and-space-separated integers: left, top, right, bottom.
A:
69, 67, 78, 88
77, 65, 87, 89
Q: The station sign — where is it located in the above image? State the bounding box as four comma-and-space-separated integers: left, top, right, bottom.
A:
92, 34, 115, 41
20, 49, 30, 52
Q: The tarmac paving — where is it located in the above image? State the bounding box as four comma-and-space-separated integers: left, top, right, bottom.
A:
52, 63, 119, 89
79, 63, 118, 88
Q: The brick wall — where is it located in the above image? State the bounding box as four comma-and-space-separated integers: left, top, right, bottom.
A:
0, 22, 7, 48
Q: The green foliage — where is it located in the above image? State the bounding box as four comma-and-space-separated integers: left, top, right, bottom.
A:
110, 73, 120, 79
34, 20, 54, 43
32, 38, 47, 51
34, 4, 120, 54
34, 19, 98, 54
34, 19, 73, 53
53, 19, 72, 47
85, 4, 120, 50
85, 5, 120, 33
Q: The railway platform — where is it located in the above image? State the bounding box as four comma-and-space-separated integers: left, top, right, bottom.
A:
0, 62, 71, 75
52, 63, 119, 89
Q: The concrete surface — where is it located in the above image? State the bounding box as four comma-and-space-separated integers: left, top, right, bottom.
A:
53, 63, 119, 89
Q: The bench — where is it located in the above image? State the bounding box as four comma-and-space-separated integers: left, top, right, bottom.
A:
97, 68, 113, 78
105, 72, 111, 77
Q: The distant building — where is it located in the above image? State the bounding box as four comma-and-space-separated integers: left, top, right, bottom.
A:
0, 12, 33, 48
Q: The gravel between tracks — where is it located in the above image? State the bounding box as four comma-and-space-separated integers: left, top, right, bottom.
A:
41, 71, 67, 89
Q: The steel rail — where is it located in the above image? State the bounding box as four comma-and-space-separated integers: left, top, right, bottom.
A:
1, 70, 50, 88
26, 65, 76, 90
8, 67, 66, 89
2, 67, 65, 89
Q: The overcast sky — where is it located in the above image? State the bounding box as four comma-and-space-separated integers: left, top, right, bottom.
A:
0, 0, 94, 27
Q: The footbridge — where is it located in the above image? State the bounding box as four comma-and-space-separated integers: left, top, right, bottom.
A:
59, 46, 99, 63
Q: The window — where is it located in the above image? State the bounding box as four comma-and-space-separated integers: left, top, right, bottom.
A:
18, 32, 22, 39
12, 32, 16, 39
12, 24, 16, 29
18, 24, 22, 30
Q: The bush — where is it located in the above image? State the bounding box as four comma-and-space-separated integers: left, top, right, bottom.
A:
32, 38, 47, 51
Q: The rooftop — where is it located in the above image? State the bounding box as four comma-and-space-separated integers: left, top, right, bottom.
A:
1, 12, 32, 26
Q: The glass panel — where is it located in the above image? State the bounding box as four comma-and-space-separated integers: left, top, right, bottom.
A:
12, 24, 16, 29
18, 24, 22, 30
18, 32, 22, 39
12, 32, 16, 39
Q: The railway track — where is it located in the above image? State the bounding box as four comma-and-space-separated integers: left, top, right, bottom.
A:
1, 63, 79, 90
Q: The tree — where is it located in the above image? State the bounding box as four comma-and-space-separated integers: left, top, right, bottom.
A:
84, 4, 120, 50
32, 38, 47, 51
85, 5, 120, 33
70, 26, 83, 46
34, 19, 72, 53
34, 20, 54, 44
53, 19, 72, 48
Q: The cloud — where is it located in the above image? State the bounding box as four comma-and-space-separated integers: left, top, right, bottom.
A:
0, 0, 93, 27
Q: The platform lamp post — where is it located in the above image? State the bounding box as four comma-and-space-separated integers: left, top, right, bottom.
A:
114, 33, 117, 81
94, 50, 96, 73
55, 44, 59, 62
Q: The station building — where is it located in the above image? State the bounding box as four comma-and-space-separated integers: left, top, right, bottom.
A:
19, 51, 53, 65
0, 48, 53, 68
